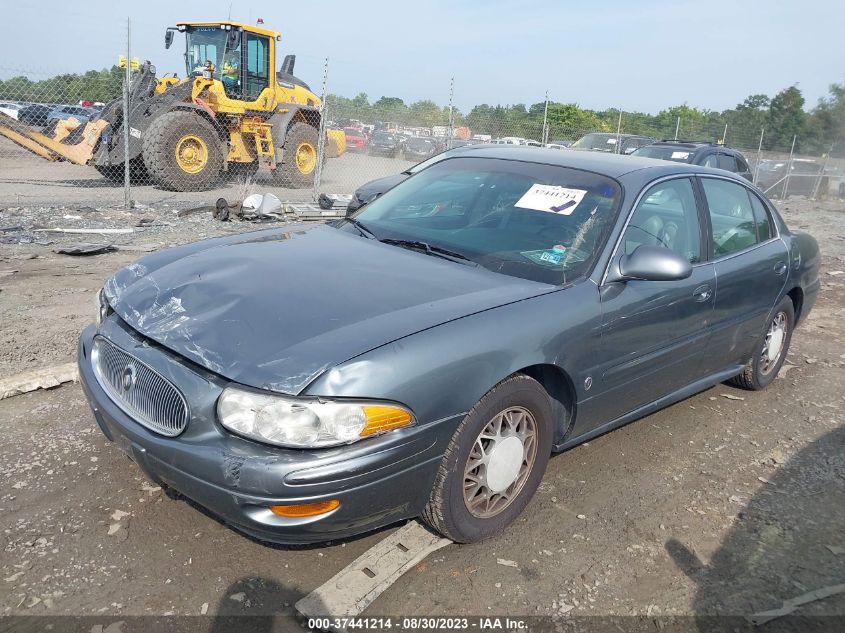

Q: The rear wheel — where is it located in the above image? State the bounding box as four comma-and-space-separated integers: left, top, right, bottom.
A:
421, 374, 553, 543
142, 111, 224, 191
730, 297, 795, 390
275, 122, 319, 188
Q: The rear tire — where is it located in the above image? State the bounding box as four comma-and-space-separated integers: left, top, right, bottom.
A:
421, 374, 553, 543
275, 122, 319, 188
730, 297, 795, 390
142, 111, 224, 191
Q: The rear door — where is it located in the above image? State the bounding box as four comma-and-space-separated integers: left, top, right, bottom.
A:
698, 176, 789, 372
590, 176, 715, 426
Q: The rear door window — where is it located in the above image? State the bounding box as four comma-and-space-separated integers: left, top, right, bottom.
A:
748, 191, 773, 241
716, 154, 739, 172
701, 178, 759, 258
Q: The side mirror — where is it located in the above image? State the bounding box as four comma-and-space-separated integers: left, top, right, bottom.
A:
281, 54, 296, 76
606, 245, 692, 283
164, 29, 174, 49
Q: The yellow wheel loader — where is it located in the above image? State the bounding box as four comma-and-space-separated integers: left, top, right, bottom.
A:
0, 20, 346, 191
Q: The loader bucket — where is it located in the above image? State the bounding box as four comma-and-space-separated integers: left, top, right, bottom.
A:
0, 111, 108, 166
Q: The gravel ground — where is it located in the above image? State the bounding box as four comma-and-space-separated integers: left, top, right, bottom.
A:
0, 193, 843, 628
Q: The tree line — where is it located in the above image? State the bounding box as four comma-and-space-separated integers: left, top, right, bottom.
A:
1, 67, 841, 155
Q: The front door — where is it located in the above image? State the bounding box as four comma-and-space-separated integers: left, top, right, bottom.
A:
585, 176, 715, 431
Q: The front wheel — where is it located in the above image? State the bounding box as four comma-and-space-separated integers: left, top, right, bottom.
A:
142, 111, 224, 191
730, 297, 795, 390
275, 122, 319, 188
421, 374, 553, 543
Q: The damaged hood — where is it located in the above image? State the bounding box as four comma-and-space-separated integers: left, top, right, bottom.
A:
104, 224, 552, 394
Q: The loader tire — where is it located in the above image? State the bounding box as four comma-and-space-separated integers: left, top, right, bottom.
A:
142, 111, 224, 191
275, 122, 319, 188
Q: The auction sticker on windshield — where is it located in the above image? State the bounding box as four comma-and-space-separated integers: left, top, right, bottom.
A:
515, 184, 587, 215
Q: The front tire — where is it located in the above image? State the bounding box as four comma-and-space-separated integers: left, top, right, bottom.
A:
142, 111, 224, 191
730, 297, 795, 390
421, 374, 553, 543
275, 122, 319, 188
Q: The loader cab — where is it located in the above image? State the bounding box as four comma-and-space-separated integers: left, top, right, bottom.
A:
175, 22, 277, 105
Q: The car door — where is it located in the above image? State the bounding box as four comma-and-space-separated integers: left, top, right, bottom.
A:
588, 176, 715, 427
698, 176, 789, 372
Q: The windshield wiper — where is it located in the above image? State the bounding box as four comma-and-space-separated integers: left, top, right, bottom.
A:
380, 238, 477, 266
341, 217, 377, 239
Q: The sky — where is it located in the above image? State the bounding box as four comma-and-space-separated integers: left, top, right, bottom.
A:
1, 0, 843, 114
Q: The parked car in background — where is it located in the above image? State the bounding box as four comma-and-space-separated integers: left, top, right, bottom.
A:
80, 147, 818, 544
632, 140, 753, 181
46, 105, 96, 126
0, 102, 22, 119
369, 131, 403, 157
347, 144, 494, 213
493, 137, 525, 145
403, 136, 440, 161
547, 139, 574, 149
572, 132, 656, 154
17, 103, 53, 127
343, 127, 368, 151
755, 159, 829, 198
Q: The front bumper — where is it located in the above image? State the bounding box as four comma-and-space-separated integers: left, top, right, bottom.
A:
78, 320, 458, 544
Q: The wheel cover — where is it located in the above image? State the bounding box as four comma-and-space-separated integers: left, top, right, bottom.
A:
295, 142, 317, 174
760, 311, 788, 375
463, 406, 538, 519
174, 135, 209, 175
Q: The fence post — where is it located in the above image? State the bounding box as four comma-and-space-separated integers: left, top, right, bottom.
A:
541, 91, 549, 145
123, 17, 131, 210
753, 128, 764, 185
447, 77, 454, 150
781, 135, 796, 199
674, 116, 680, 140
811, 144, 833, 200
312, 56, 329, 201
615, 110, 622, 154
722, 123, 728, 145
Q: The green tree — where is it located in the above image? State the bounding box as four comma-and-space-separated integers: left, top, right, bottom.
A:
766, 86, 806, 151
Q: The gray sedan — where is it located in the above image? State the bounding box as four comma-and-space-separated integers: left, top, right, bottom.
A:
78, 146, 820, 544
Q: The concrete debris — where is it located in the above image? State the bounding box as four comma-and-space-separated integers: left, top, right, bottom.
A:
200, 602, 209, 615
0, 362, 79, 400
497, 558, 519, 568
54, 243, 116, 256
110, 510, 130, 521
721, 393, 745, 401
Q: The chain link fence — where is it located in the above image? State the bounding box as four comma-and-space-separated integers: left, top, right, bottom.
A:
0, 20, 842, 211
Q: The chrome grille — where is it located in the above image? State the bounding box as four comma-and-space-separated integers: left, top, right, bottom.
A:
92, 336, 188, 437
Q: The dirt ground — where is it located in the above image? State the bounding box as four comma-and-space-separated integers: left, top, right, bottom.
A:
0, 193, 844, 629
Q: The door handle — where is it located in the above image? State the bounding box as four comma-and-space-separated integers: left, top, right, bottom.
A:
774, 261, 787, 276
693, 284, 712, 302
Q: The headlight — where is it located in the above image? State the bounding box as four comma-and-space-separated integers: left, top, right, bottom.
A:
217, 386, 413, 448
94, 287, 110, 327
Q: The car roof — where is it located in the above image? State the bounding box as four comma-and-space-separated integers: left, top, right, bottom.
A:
440, 144, 718, 179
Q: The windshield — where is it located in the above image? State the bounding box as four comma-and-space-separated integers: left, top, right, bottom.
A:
349, 157, 623, 284
185, 26, 229, 78
632, 146, 694, 163
572, 134, 617, 150
373, 133, 397, 144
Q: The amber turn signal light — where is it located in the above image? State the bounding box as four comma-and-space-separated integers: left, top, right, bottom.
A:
360, 405, 413, 436
269, 499, 341, 518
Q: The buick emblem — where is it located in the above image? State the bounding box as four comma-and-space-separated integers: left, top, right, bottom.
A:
121, 365, 137, 392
